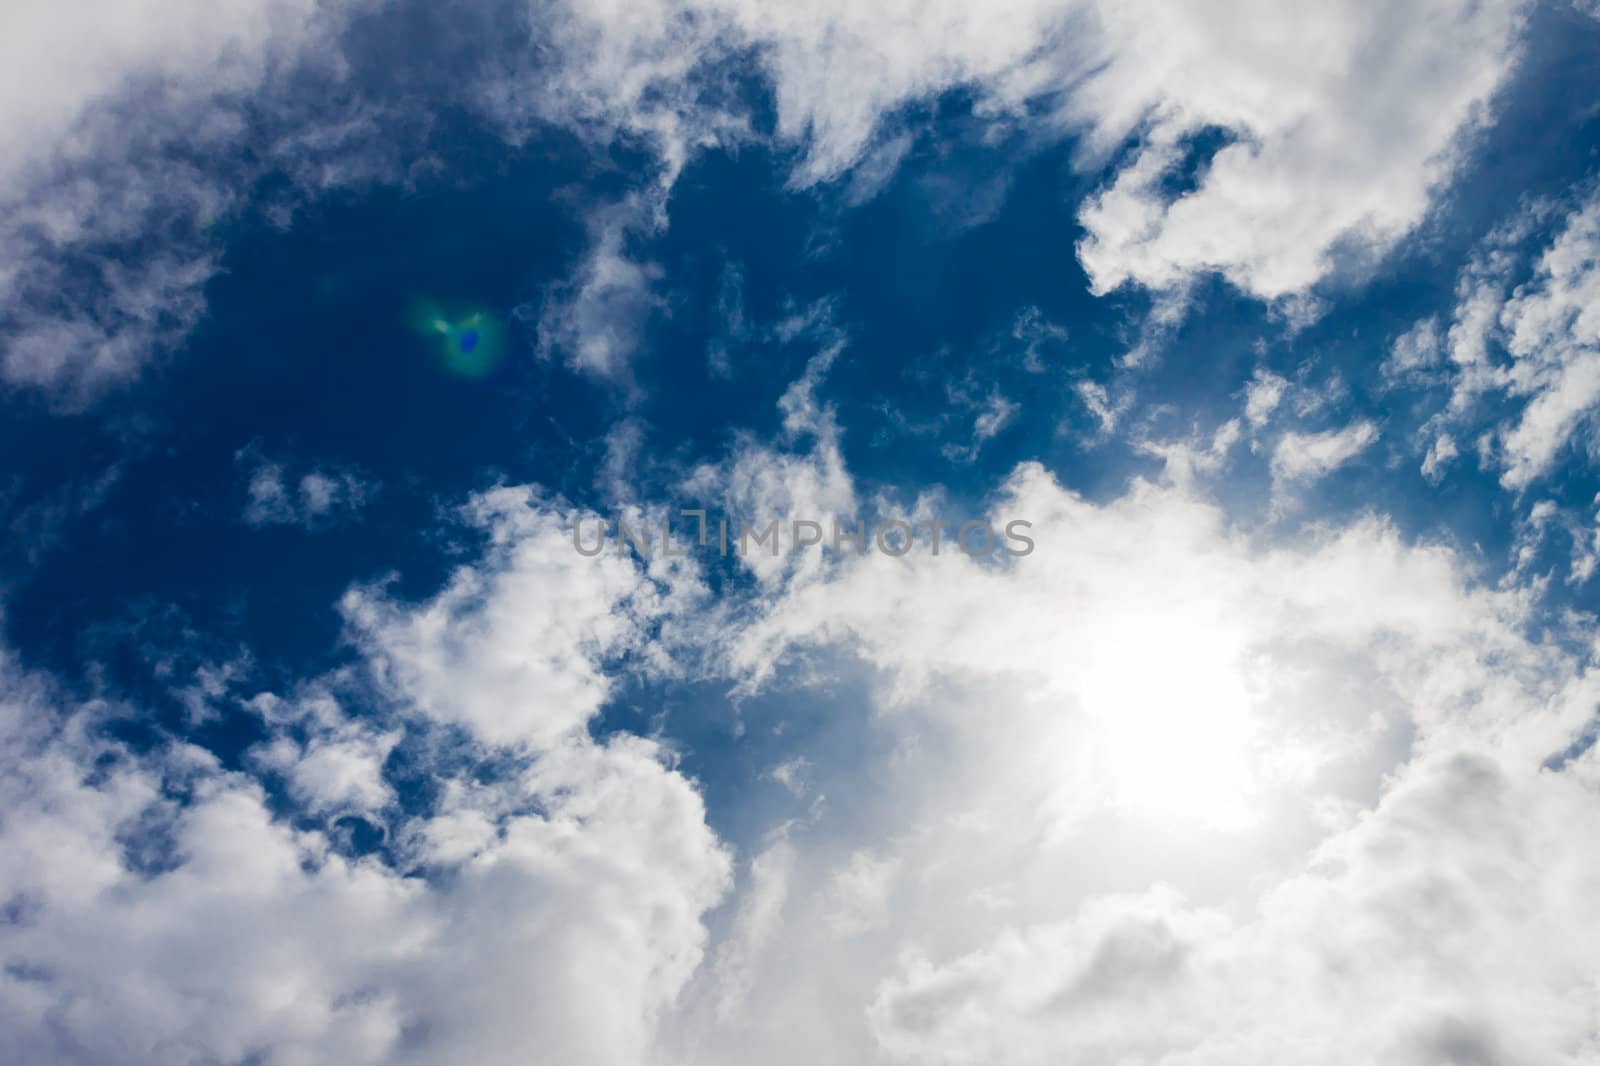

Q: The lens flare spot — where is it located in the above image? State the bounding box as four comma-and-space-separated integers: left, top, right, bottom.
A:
409, 300, 505, 379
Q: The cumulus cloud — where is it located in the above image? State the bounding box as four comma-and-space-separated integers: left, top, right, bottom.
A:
1071, 0, 1528, 300
1, 9, 1591, 1059
0, 698, 729, 1066
658, 460, 1600, 1065
5, 439, 1600, 1064
342, 484, 705, 748
1384, 315, 1447, 385
1421, 431, 1461, 483
251, 686, 400, 815
0, 481, 731, 1065
867, 749, 1600, 1066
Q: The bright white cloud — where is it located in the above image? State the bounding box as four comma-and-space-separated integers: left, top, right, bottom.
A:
868, 749, 1600, 1065
1244, 368, 1289, 428
252, 687, 400, 815
1270, 419, 1379, 487
0, 479, 731, 1065
1488, 196, 1600, 488
0, 0, 332, 195
342, 484, 704, 748
4, 451, 1600, 1064
1422, 431, 1461, 482
0, 0, 376, 402
1072, 0, 1528, 300
2, 0, 1541, 396
3, 4, 1593, 1063
517, 0, 1530, 306
1410, 191, 1600, 490
660, 460, 1600, 1065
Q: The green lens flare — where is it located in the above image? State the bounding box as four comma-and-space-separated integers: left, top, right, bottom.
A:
409, 300, 506, 378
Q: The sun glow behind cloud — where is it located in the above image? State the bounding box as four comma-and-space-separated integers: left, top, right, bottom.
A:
1077, 605, 1261, 831
2, 0, 1600, 1062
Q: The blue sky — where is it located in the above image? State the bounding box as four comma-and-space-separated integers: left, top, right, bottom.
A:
4, 1, 1600, 1063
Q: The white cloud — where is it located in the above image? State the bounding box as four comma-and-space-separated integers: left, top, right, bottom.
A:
868, 749, 1600, 1065
1270, 420, 1379, 487
6, 6, 1594, 1062
680, 327, 856, 588
1493, 197, 1600, 487
499, 0, 1529, 317
1507, 495, 1600, 588
661, 461, 1600, 1065
239, 447, 374, 529
500, 0, 1060, 186
532, 195, 667, 384
1073, 378, 1127, 433
0, 244, 218, 401
0, 485, 730, 1065
342, 484, 707, 748
1422, 432, 1461, 482
1409, 191, 1600, 490
1384, 315, 1446, 385
0, 0, 339, 204
703, 836, 796, 1023
1244, 368, 1290, 428
251, 688, 400, 815
1137, 416, 1243, 488
2, 0, 1541, 400
5, 452, 1600, 1064
942, 386, 1019, 463
1072, 0, 1528, 301
0, 1, 370, 402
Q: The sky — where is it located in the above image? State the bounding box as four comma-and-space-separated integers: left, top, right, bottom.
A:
3, 1, 1600, 1063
